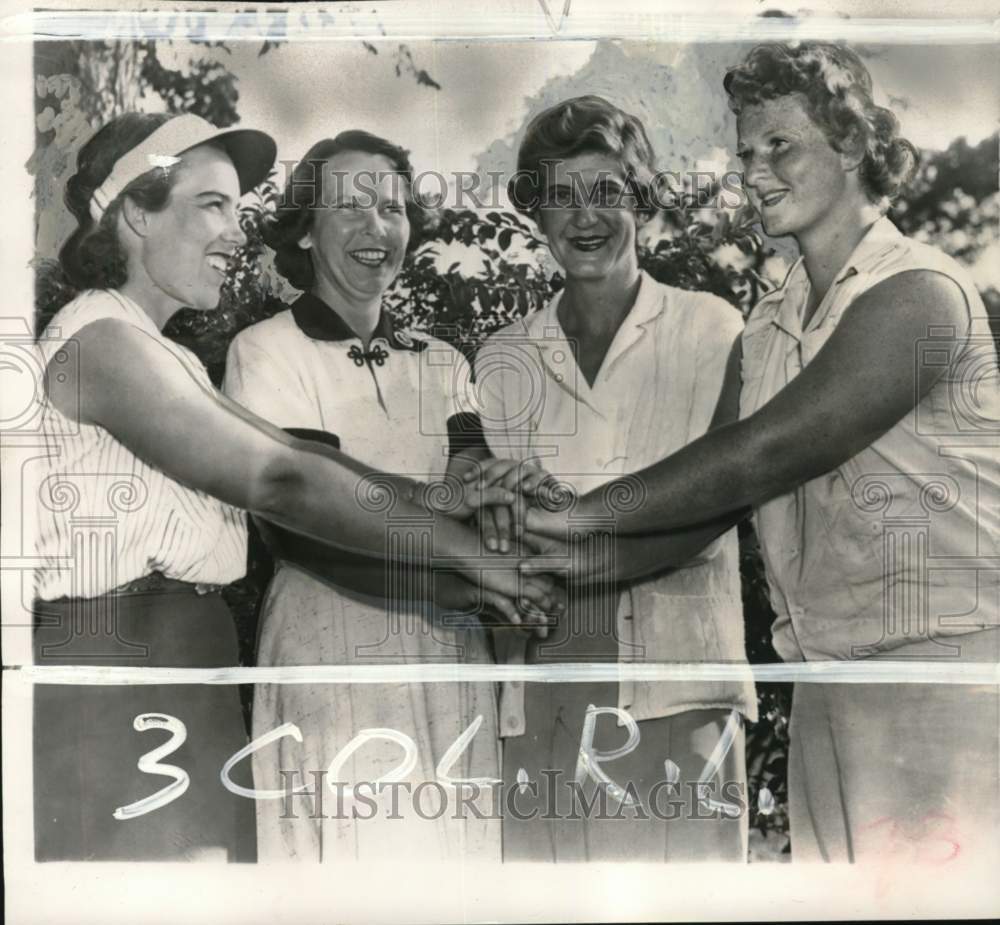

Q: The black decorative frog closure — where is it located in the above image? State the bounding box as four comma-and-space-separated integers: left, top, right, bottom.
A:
348, 342, 390, 367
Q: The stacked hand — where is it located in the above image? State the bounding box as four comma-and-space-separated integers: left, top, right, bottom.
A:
433, 543, 566, 639
456, 458, 614, 588
461, 458, 559, 553
415, 457, 571, 636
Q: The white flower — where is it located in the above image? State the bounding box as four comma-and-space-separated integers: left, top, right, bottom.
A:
432, 240, 487, 278
711, 242, 753, 273
956, 191, 977, 212
946, 229, 970, 252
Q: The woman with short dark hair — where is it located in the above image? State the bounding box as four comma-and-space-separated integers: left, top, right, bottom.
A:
224, 130, 537, 862
266, 130, 436, 290
524, 43, 1000, 862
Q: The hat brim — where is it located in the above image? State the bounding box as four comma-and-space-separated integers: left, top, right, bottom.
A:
184, 127, 277, 194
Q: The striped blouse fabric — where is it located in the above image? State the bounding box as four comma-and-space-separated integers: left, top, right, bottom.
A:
33, 290, 247, 601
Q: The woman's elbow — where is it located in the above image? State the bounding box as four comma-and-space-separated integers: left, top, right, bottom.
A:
741, 411, 846, 505
246, 446, 308, 522
736, 416, 809, 506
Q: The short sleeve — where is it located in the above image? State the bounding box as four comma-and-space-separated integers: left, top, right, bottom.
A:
419, 339, 486, 457
444, 344, 477, 420
472, 336, 522, 461
223, 326, 319, 430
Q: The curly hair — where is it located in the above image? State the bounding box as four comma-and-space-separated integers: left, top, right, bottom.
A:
508, 95, 659, 219
264, 130, 435, 291
58, 112, 179, 291
723, 42, 919, 204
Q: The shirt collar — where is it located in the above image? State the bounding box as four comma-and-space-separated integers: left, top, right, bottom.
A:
528, 271, 663, 337
833, 215, 904, 283
290, 290, 421, 351
520, 271, 665, 410
769, 216, 904, 338
600, 271, 667, 373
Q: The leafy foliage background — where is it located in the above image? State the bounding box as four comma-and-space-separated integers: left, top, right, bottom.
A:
30, 38, 999, 860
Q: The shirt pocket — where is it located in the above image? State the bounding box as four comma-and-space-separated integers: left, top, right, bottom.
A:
808, 456, 888, 605
630, 586, 743, 663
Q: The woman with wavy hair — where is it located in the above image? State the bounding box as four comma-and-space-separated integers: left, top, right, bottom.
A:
223, 131, 549, 862
522, 43, 1000, 862
476, 95, 757, 862
34, 114, 552, 862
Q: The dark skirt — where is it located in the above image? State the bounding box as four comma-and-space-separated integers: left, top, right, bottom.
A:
33, 579, 256, 862
501, 586, 747, 862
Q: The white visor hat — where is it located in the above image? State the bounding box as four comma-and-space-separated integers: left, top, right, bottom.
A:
88, 113, 277, 224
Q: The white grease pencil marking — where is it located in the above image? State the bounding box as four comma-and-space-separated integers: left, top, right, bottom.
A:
112, 713, 189, 820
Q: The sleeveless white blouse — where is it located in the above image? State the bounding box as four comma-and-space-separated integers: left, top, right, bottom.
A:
740, 218, 1000, 661
34, 290, 247, 600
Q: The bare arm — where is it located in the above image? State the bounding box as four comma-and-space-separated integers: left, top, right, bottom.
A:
44, 319, 557, 611
254, 515, 537, 628
526, 270, 969, 536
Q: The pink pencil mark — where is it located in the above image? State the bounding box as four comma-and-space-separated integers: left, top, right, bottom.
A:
859, 812, 962, 872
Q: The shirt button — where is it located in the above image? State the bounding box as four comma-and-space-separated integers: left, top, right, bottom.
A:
505, 716, 519, 730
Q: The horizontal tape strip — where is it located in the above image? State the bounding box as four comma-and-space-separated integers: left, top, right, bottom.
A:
13, 661, 1000, 685
9, 12, 998, 43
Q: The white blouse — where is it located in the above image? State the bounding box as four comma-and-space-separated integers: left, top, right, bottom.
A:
740, 217, 1000, 661
34, 290, 248, 601
223, 292, 476, 481
476, 272, 758, 732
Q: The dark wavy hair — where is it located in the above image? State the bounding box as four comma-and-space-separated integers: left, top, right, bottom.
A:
264, 130, 434, 291
508, 95, 659, 220
58, 112, 180, 291
723, 42, 919, 205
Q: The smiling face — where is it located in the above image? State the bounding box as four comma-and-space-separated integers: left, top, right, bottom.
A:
736, 93, 856, 240
139, 143, 246, 312
300, 150, 411, 305
537, 151, 644, 284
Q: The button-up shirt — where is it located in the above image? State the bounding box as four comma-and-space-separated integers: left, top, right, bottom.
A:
740, 217, 1000, 661
476, 272, 758, 734
224, 291, 476, 479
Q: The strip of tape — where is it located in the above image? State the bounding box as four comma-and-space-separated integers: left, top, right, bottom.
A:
6, 10, 998, 43
13, 661, 1000, 685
